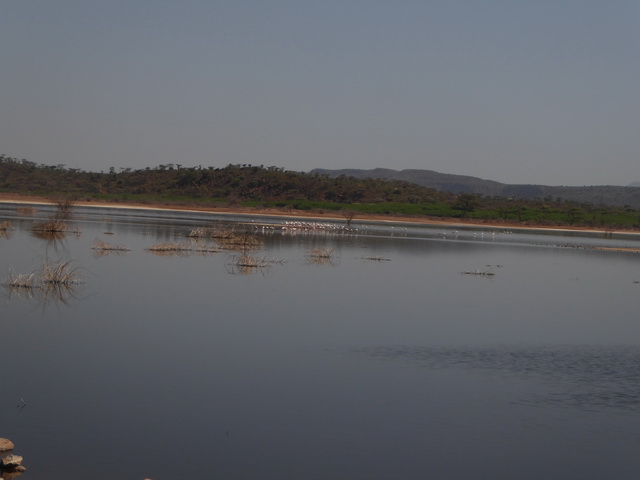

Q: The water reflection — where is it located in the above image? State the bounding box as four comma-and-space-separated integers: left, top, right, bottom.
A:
29, 229, 67, 242
0, 220, 15, 239
39, 282, 85, 307
2, 204, 640, 480
28, 229, 83, 260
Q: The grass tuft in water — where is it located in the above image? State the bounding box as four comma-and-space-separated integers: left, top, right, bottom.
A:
186, 225, 237, 239
39, 260, 83, 285
91, 239, 131, 253
146, 242, 193, 253
145, 241, 220, 256
307, 248, 334, 259
216, 231, 262, 251
3, 269, 37, 289
31, 219, 69, 233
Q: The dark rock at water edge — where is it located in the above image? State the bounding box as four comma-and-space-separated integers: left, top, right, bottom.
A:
0, 440, 13, 453
0, 454, 23, 468
0, 448, 27, 477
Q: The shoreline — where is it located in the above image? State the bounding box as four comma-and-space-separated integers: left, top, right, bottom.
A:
1, 192, 639, 237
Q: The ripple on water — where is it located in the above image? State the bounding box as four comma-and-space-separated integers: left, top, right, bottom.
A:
354, 344, 640, 413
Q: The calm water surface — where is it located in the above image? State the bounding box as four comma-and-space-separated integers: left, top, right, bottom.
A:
1, 204, 640, 479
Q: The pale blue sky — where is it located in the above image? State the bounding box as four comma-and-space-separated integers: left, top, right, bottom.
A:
1, 1, 638, 185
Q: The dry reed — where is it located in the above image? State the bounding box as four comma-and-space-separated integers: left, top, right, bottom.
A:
146, 242, 193, 253
52, 196, 76, 219
307, 248, 334, 259
31, 219, 69, 233
216, 231, 262, 251
2, 261, 84, 304
461, 268, 495, 277
3, 270, 37, 289
234, 254, 268, 267
91, 239, 131, 252
39, 260, 83, 285
305, 248, 339, 266
224, 254, 272, 275
186, 226, 237, 239
146, 241, 221, 256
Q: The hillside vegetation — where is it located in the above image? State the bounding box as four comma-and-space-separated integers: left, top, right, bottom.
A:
2, 155, 639, 230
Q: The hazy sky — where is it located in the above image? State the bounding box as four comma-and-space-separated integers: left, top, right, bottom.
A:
1, 1, 639, 186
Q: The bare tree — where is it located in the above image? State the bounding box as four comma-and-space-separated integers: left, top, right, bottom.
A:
52, 196, 77, 220
342, 210, 357, 228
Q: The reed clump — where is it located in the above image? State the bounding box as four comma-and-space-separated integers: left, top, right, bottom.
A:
52, 196, 76, 220
29, 197, 79, 237
145, 241, 221, 256
224, 253, 273, 275
2, 260, 84, 301
461, 268, 495, 277
31, 218, 69, 233
186, 224, 262, 251
3, 270, 37, 289
232, 254, 268, 268
307, 248, 334, 259
146, 242, 193, 254
216, 231, 262, 251
91, 239, 131, 253
187, 225, 237, 239
305, 248, 339, 266
39, 260, 83, 285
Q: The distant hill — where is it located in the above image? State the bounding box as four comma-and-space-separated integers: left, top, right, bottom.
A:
629, 182, 640, 187
311, 168, 640, 208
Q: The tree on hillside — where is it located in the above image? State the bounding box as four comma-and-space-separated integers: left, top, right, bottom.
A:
453, 193, 480, 217
567, 208, 582, 225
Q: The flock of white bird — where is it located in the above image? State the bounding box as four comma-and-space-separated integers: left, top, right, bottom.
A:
254, 220, 356, 234
250, 219, 515, 240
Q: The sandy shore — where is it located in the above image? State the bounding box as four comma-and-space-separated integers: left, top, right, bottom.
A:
1, 191, 639, 237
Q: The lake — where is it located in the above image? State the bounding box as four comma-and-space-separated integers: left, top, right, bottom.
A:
2, 202, 640, 479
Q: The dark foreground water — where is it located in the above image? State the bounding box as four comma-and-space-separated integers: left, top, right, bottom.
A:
1, 204, 640, 479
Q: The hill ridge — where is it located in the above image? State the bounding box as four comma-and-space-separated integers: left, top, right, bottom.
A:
311, 168, 640, 208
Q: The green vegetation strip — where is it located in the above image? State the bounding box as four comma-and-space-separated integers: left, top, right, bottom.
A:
2, 158, 639, 229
